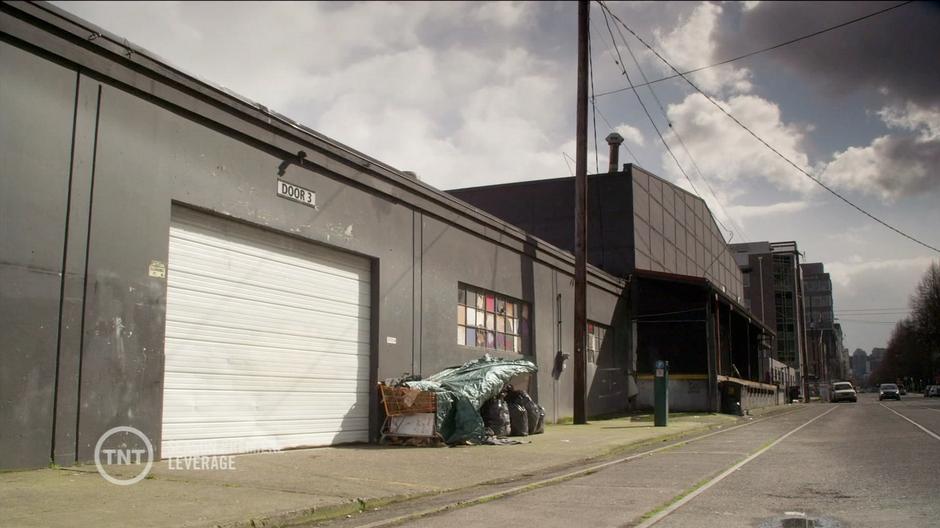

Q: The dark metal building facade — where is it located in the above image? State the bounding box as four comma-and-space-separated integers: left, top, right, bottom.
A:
0, 2, 631, 470
449, 166, 776, 413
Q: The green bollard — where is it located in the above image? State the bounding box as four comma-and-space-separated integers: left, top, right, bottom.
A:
654, 360, 669, 427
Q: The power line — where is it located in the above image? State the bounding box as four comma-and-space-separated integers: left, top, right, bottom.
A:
586, 14, 641, 168
612, 19, 750, 243
634, 307, 704, 319
703, 230, 734, 278
600, 8, 743, 274
598, 7, 705, 205
595, 1, 914, 98
636, 319, 706, 324
598, 1, 940, 255
589, 27, 600, 174
562, 152, 575, 176
588, 8, 610, 272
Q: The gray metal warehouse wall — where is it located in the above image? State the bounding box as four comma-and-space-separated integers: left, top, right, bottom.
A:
630, 166, 743, 300
1, 37, 83, 473
448, 175, 637, 278
0, 5, 629, 470
417, 216, 631, 422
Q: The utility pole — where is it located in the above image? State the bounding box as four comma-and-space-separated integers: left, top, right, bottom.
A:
573, 0, 589, 425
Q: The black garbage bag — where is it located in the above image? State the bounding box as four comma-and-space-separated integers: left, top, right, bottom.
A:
481, 398, 510, 437
507, 400, 529, 437
498, 400, 511, 436
507, 389, 545, 435
531, 404, 545, 434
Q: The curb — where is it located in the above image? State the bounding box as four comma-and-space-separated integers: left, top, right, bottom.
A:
213, 493, 438, 528
214, 405, 806, 528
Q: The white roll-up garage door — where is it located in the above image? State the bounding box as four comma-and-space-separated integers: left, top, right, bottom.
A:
161, 207, 371, 458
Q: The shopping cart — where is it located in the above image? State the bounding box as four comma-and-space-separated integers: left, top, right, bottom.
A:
378, 384, 440, 444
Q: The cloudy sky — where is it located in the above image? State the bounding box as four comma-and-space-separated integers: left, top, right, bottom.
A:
53, 1, 940, 353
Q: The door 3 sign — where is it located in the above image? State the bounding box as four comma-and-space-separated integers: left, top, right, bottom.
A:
277, 179, 316, 208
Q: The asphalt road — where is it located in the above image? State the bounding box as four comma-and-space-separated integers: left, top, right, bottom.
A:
397, 393, 940, 528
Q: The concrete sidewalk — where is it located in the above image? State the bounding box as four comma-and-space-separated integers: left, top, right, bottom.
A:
0, 412, 751, 528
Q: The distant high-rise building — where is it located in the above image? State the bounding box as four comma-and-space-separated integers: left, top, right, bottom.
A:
731, 242, 807, 388
802, 262, 838, 384
870, 347, 887, 379
834, 324, 847, 380
840, 346, 851, 382
851, 348, 869, 383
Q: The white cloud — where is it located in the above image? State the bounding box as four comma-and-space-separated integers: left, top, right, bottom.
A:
827, 256, 936, 349
57, 1, 442, 111
56, 1, 577, 190
615, 124, 645, 146
653, 2, 751, 94
877, 102, 940, 141
727, 200, 815, 219
314, 46, 572, 188
823, 102, 940, 201
663, 93, 816, 194
822, 136, 940, 201
824, 224, 874, 247
473, 1, 532, 29
827, 256, 936, 290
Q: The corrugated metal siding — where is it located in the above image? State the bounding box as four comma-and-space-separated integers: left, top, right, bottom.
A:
162, 207, 371, 458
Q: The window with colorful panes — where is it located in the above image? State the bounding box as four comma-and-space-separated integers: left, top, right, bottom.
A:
586, 321, 610, 365
457, 285, 529, 354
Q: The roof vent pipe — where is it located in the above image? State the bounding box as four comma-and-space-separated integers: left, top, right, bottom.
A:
605, 132, 624, 173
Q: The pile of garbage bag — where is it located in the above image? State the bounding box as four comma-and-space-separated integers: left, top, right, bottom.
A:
395, 355, 546, 444
480, 385, 546, 438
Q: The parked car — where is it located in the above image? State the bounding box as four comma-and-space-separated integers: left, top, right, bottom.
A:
879, 383, 901, 401
925, 385, 940, 398
830, 382, 857, 403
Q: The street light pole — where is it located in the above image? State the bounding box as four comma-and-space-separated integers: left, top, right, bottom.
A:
757, 256, 765, 324
797, 259, 810, 403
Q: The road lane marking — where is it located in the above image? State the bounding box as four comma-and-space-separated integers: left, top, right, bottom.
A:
350, 407, 810, 528
634, 405, 839, 528
879, 403, 940, 441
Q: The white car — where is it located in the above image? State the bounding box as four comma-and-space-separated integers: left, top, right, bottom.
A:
830, 382, 857, 403
879, 383, 901, 401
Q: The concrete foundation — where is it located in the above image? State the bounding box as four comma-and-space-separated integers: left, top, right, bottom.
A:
636, 377, 710, 412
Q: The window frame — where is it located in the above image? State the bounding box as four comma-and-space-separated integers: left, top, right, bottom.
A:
587, 320, 617, 368
456, 283, 530, 355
